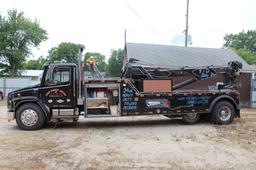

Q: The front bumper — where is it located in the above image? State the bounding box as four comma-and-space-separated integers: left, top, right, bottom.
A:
7, 95, 14, 122
7, 110, 14, 122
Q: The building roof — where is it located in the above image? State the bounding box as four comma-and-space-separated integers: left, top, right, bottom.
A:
126, 43, 252, 70
21, 70, 43, 77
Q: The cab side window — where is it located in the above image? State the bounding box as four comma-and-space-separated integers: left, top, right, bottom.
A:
45, 67, 70, 86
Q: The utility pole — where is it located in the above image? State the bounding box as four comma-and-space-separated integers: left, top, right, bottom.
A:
124, 29, 127, 45
124, 29, 127, 66
185, 0, 189, 47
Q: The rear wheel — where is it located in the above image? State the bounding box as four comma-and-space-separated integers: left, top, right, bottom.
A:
212, 101, 235, 124
16, 103, 46, 130
182, 113, 200, 124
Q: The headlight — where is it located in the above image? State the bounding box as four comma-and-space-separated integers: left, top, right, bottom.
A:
7, 93, 13, 107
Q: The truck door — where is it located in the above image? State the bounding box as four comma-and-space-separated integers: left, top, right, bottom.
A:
40, 65, 76, 109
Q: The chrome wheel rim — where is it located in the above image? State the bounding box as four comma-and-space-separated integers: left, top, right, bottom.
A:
219, 106, 231, 121
21, 109, 38, 127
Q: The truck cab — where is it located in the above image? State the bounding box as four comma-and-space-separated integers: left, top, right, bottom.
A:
40, 63, 78, 109
7, 62, 79, 129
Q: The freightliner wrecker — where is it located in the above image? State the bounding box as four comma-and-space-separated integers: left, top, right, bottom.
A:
7, 46, 243, 130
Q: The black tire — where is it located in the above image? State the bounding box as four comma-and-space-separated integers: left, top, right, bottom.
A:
182, 113, 200, 124
0, 94, 3, 100
212, 101, 235, 125
16, 103, 46, 130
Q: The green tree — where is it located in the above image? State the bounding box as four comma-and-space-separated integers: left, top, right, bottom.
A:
85, 52, 107, 72
233, 48, 256, 65
23, 56, 47, 69
224, 30, 256, 52
107, 49, 124, 77
224, 30, 256, 64
47, 42, 84, 64
0, 9, 47, 76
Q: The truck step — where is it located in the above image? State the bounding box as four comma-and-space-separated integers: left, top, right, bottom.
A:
85, 114, 119, 118
52, 115, 79, 120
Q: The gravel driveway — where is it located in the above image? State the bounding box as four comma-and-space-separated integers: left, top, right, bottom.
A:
0, 104, 256, 169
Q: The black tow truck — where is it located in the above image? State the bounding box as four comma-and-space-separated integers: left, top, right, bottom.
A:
7, 48, 242, 130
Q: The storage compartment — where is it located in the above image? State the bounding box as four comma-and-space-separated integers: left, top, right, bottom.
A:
85, 83, 120, 116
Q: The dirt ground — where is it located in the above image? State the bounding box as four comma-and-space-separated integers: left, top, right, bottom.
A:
0, 99, 256, 170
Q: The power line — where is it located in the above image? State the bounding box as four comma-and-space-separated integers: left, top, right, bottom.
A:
122, 0, 169, 42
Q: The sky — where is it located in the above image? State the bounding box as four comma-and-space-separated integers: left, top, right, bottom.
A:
1, 0, 256, 59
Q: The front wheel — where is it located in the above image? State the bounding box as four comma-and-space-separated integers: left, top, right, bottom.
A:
212, 101, 235, 124
16, 103, 46, 130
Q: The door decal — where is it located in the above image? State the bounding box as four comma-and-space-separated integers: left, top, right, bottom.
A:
45, 89, 67, 97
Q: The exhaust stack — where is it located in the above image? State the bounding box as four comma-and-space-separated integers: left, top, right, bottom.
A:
78, 47, 84, 103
